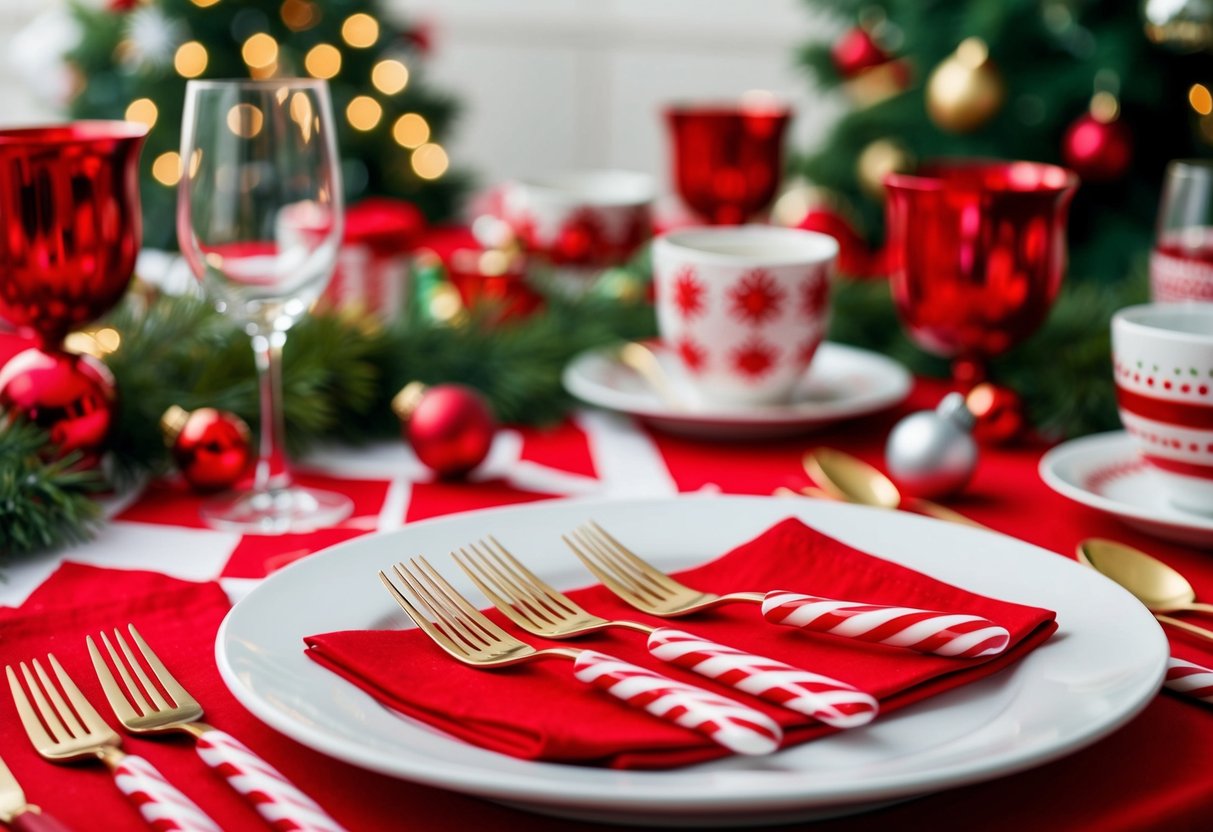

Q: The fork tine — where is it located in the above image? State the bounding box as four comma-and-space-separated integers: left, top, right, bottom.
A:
126, 625, 195, 709
467, 541, 560, 622
33, 658, 85, 739
98, 632, 152, 716
48, 655, 111, 736
21, 662, 70, 741
563, 532, 653, 606
584, 522, 681, 595
571, 527, 668, 599
112, 628, 171, 711
6, 665, 56, 748
88, 635, 141, 725
392, 562, 483, 649
560, 533, 659, 606
378, 570, 469, 658
485, 536, 582, 616
451, 546, 545, 629
414, 556, 516, 644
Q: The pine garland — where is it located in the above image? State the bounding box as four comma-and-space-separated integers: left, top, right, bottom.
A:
0, 420, 104, 558
0, 249, 1143, 558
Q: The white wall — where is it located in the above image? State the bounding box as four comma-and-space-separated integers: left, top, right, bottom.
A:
0, 0, 840, 195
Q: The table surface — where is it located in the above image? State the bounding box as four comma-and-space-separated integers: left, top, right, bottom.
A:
3, 377, 1211, 832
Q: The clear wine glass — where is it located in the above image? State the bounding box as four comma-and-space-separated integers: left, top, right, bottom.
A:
178, 78, 352, 533
1152, 159, 1213, 302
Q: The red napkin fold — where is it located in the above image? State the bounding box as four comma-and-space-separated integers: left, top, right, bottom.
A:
305, 517, 1058, 769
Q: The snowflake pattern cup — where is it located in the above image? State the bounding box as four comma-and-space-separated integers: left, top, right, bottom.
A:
652, 226, 838, 408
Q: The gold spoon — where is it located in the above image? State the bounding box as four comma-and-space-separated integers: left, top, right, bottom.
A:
804, 448, 989, 529
617, 342, 686, 410
1078, 538, 1213, 643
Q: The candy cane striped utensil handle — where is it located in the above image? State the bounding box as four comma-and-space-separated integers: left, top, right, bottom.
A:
646, 628, 879, 728
1165, 657, 1213, 705
760, 591, 1011, 658
112, 754, 222, 832
10, 808, 77, 832
571, 650, 782, 755
195, 730, 346, 832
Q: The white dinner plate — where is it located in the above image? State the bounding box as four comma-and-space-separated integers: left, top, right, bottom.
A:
561, 342, 911, 440
216, 495, 1166, 827
1039, 430, 1213, 548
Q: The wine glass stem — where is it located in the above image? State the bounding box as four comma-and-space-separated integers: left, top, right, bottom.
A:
251, 329, 291, 494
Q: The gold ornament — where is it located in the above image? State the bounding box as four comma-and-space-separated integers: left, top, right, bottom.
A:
857, 139, 913, 199
925, 38, 1005, 133
1144, 0, 1213, 51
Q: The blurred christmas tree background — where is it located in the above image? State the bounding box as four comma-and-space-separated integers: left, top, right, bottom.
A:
61, 0, 467, 250
794, 0, 1212, 284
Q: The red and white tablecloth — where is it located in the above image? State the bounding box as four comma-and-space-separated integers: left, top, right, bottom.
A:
4, 378, 1213, 831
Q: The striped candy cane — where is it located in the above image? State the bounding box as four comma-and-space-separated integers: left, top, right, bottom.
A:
760, 591, 1011, 658
1165, 657, 1213, 705
112, 754, 222, 832
571, 650, 782, 755
195, 731, 346, 832
646, 628, 879, 728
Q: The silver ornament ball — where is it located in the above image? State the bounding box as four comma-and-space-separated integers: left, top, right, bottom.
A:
885, 393, 978, 498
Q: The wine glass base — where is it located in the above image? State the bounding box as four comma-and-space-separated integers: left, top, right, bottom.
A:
200, 485, 353, 535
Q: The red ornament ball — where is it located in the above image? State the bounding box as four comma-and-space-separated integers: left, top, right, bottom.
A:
393, 383, 496, 478
797, 208, 873, 277
965, 383, 1025, 444
831, 27, 890, 78
0, 348, 115, 465
1062, 114, 1132, 182
161, 406, 254, 492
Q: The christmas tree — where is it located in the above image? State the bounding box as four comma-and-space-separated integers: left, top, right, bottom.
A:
795, 0, 1210, 283
62, 0, 466, 249
790, 1, 1213, 436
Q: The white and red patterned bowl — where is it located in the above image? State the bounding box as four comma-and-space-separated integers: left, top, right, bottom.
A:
1111, 303, 1213, 515
501, 170, 654, 269
652, 226, 838, 407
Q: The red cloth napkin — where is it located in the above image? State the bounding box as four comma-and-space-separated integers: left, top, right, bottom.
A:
305, 517, 1058, 769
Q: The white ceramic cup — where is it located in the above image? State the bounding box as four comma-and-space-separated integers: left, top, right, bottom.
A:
652, 226, 838, 407
1111, 302, 1213, 515
501, 170, 655, 268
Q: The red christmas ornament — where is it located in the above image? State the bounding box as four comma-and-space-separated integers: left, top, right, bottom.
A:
965, 383, 1026, 444
0, 348, 115, 465
392, 382, 496, 478
161, 406, 254, 492
797, 207, 874, 277
831, 27, 890, 78
1062, 103, 1132, 183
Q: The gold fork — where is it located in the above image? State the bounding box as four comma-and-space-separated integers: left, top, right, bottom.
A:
564, 522, 1012, 659
5, 655, 220, 831
0, 749, 75, 832
378, 558, 782, 755
452, 538, 878, 727
87, 625, 346, 832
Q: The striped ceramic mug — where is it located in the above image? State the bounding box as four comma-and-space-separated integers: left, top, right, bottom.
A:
1111, 303, 1213, 515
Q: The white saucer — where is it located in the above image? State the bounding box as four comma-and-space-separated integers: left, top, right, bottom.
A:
1039, 431, 1213, 548
562, 342, 911, 440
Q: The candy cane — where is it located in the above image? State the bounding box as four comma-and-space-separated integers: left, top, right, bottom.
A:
1165, 657, 1213, 705
195, 731, 346, 831
760, 591, 1011, 658
112, 754, 222, 832
571, 650, 782, 755
646, 628, 878, 728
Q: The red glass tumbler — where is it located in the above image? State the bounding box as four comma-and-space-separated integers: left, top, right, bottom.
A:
664, 101, 792, 226
884, 160, 1079, 386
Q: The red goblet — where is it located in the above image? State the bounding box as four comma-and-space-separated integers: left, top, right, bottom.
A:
664, 99, 792, 226
0, 122, 147, 458
884, 160, 1079, 389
